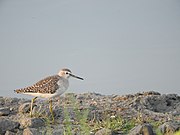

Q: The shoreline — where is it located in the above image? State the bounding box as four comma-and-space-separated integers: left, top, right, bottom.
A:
0, 91, 179, 135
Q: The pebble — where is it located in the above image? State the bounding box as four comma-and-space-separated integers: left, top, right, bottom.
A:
20, 117, 45, 128
95, 128, 112, 135
129, 123, 155, 135
5, 130, 16, 135
0, 107, 10, 116
23, 127, 42, 135
158, 122, 180, 135
53, 129, 64, 135
0, 118, 20, 134
18, 103, 31, 113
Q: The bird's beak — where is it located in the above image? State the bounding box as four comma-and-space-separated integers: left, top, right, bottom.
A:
70, 73, 84, 80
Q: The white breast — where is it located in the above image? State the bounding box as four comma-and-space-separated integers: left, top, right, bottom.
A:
56, 78, 69, 95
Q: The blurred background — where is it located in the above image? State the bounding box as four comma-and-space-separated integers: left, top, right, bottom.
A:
0, 0, 180, 98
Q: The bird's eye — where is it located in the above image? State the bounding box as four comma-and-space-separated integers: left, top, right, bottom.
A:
66, 72, 69, 74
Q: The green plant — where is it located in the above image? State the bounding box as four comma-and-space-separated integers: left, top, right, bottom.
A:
122, 119, 136, 133
75, 108, 90, 134
155, 128, 163, 135
174, 130, 180, 135
91, 116, 135, 134
63, 106, 72, 135
63, 93, 90, 135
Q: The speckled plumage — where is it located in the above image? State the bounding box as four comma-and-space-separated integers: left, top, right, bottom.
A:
14, 68, 83, 98
15, 75, 61, 94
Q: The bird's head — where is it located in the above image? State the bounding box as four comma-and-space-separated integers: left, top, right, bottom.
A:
58, 68, 84, 80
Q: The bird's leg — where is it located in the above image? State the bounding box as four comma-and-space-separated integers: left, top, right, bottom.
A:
30, 97, 38, 117
49, 99, 54, 123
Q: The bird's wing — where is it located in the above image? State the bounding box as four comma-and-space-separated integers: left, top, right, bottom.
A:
15, 75, 60, 94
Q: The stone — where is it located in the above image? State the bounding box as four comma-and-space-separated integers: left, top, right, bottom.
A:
5, 130, 16, 135
53, 129, 64, 135
0, 92, 179, 135
142, 94, 180, 113
0, 97, 5, 106
4, 97, 20, 106
0, 118, 20, 134
129, 124, 142, 135
143, 91, 161, 96
113, 96, 128, 101
20, 117, 45, 128
0, 107, 10, 116
76, 94, 85, 100
18, 103, 31, 113
158, 122, 180, 135
23, 128, 42, 135
53, 107, 63, 119
95, 128, 112, 135
16, 130, 23, 135
129, 123, 155, 135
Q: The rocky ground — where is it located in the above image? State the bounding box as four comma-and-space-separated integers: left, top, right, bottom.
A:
0, 91, 179, 135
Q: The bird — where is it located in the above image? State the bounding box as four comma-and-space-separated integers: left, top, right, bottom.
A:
14, 68, 83, 122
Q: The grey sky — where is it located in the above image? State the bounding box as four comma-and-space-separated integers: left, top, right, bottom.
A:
0, 0, 180, 98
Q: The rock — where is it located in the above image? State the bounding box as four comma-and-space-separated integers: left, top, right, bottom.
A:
158, 122, 180, 135
16, 130, 23, 135
0, 97, 5, 106
0, 118, 20, 134
143, 91, 161, 96
0, 107, 10, 116
53, 129, 64, 135
4, 97, 20, 106
18, 103, 31, 113
95, 128, 112, 135
5, 130, 16, 135
113, 96, 128, 101
20, 117, 45, 128
46, 124, 64, 135
129, 124, 142, 135
76, 94, 85, 100
53, 107, 63, 119
142, 94, 180, 113
129, 123, 155, 135
0, 91, 179, 135
23, 128, 42, 135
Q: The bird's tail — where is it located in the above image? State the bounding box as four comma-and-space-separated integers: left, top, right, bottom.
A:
14, 88, 25, 93
14, 86, 34, 93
